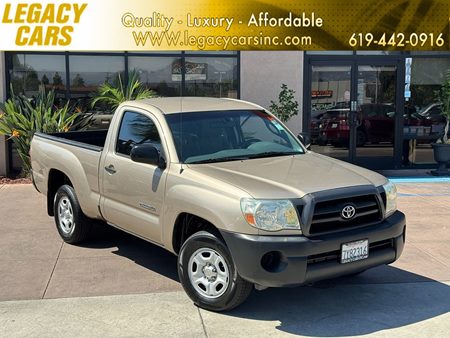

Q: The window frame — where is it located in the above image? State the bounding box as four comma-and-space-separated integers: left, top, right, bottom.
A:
114, 110, 163, 159
164, 109, 305, 164
4, 51, 240, 100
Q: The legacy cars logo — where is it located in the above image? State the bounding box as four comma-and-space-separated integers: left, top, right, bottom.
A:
2, 3, 87, 46
341, 205, 356, 220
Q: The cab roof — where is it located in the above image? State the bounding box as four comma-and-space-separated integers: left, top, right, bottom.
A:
121, 97, 264, 114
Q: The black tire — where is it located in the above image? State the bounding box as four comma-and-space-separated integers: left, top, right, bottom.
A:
53, 185, 91, 244
177, 230, 253, 312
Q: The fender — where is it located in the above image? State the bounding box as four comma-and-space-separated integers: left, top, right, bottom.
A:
162, 183, 251, 253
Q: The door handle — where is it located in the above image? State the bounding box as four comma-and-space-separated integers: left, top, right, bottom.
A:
104, 164, 117, 174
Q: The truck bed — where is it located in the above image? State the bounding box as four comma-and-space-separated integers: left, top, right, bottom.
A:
31, 129, 109, 218
34, 130, 108, 151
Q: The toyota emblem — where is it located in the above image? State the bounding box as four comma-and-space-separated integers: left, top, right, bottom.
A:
341, 205, 356, 219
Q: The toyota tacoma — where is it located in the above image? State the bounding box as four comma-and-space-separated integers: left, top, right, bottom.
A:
30, 97, 406, 311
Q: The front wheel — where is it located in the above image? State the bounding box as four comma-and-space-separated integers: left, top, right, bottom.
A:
177, 231, 253, 312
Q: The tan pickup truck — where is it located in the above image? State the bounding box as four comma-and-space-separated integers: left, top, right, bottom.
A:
31, 97, 406, 311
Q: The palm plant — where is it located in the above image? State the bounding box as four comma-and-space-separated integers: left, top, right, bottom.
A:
0, 87, 82, 175
91, 71, 156, 110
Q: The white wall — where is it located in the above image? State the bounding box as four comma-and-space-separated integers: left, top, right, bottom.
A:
240, 51, 304, 134
0, 51, 8, 176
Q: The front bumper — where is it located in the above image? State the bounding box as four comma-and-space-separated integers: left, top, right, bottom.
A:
220, 211, 406, 287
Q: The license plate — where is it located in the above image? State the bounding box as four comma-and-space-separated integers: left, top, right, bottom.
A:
341, 239, 368, 264
331, 123, 338, 128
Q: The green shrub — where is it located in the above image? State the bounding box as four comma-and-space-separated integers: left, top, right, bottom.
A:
269, 84, 299, 122
0, 87, 82, 175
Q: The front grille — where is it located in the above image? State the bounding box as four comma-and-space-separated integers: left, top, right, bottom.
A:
309, 194, 382, 235
307, 239, 394, 265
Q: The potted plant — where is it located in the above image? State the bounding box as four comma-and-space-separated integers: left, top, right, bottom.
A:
269, 84, 299, 123
431, 70, 450, 176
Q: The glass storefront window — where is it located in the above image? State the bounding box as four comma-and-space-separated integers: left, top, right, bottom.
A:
308, 63, 399, 170
5, 51, 239, 174
309, 65, 351, 162
68, 55, 125, 101
128, 57, 182, 96
355, 65, 396, 169
311, 66, 351, 111
9, 54, 66, 99
405, 57, 450, 166
7, 52, 239, 103
184, 57, 238, 98
67, 55, 125, 112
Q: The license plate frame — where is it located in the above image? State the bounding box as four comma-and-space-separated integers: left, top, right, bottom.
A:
341, 239, 369, 264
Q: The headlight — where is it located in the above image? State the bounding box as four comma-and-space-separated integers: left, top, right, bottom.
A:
240, 198, 301, 232
382, 180, 397, 217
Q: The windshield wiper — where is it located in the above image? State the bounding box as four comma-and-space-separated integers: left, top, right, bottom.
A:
247, 151, 302, 159
188, 152, 302, 164
188, 156, 251, 164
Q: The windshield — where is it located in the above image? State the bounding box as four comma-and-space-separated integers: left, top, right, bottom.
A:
165, 110, 304, 164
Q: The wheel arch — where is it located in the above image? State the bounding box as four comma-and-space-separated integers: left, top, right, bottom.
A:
47, 169, 73, 216
172, 213, 225, 255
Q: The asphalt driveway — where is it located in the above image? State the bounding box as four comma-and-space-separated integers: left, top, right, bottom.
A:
0, 182, 449, 337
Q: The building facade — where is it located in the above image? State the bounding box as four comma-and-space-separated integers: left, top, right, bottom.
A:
1, 50, 449, 176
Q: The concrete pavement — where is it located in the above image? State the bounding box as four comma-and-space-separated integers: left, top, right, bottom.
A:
1, 283, 449, 337
0, 182, 450, 337
0, 184, 181, 301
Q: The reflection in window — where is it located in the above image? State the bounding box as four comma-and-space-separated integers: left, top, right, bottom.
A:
311, 66, 351, 112
68, 55, 125, 107
405, 58, 450, 166
128, 57, 181, 96
116, 112, 161, 156
184, 57, 238, 98
9, 54, 66, 99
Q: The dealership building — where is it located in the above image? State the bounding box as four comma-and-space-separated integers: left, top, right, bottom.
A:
0, 50, 449, 176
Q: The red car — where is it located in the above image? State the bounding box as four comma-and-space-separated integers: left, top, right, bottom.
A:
319, 104, 429, 147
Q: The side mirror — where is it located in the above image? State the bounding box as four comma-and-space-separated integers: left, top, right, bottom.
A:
130, 144, 166, 169
297, 133, 311, 150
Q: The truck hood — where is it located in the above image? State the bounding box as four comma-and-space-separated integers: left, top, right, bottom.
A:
187, 152, 387, 199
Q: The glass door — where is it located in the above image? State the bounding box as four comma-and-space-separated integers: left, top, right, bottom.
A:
309, 64, 353, 162
355, 65, 398, 169
307, 61, 400, 169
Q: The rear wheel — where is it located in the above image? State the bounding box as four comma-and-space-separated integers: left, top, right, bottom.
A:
178, 230, 253, 312
54, 185, 91, 244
